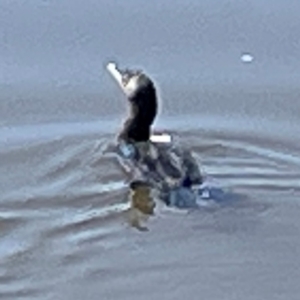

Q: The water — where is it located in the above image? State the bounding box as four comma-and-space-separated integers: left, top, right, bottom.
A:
1, 1, 300, 299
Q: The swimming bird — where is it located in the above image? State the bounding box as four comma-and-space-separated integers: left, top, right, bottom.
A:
106, 63, 203, 217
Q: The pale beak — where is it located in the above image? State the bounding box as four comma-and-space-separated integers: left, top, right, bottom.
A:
106, 62, 141, 96
106, 62, 123, 89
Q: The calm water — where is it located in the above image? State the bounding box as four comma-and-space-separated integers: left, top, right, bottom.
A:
1, 1, 300, 299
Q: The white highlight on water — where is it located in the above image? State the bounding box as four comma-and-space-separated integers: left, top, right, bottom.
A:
150, 133, 172, 143
241, 53, 254, 63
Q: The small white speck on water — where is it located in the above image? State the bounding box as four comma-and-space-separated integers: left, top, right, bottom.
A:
241, 53, 254, 63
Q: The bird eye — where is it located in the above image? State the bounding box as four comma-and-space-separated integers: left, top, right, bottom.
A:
122, 72, 132, 86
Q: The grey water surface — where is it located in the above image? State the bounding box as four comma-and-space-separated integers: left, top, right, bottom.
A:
1, 1, 300, 299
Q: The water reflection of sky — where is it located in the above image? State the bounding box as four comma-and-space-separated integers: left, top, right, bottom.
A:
1, 0, 300, 87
